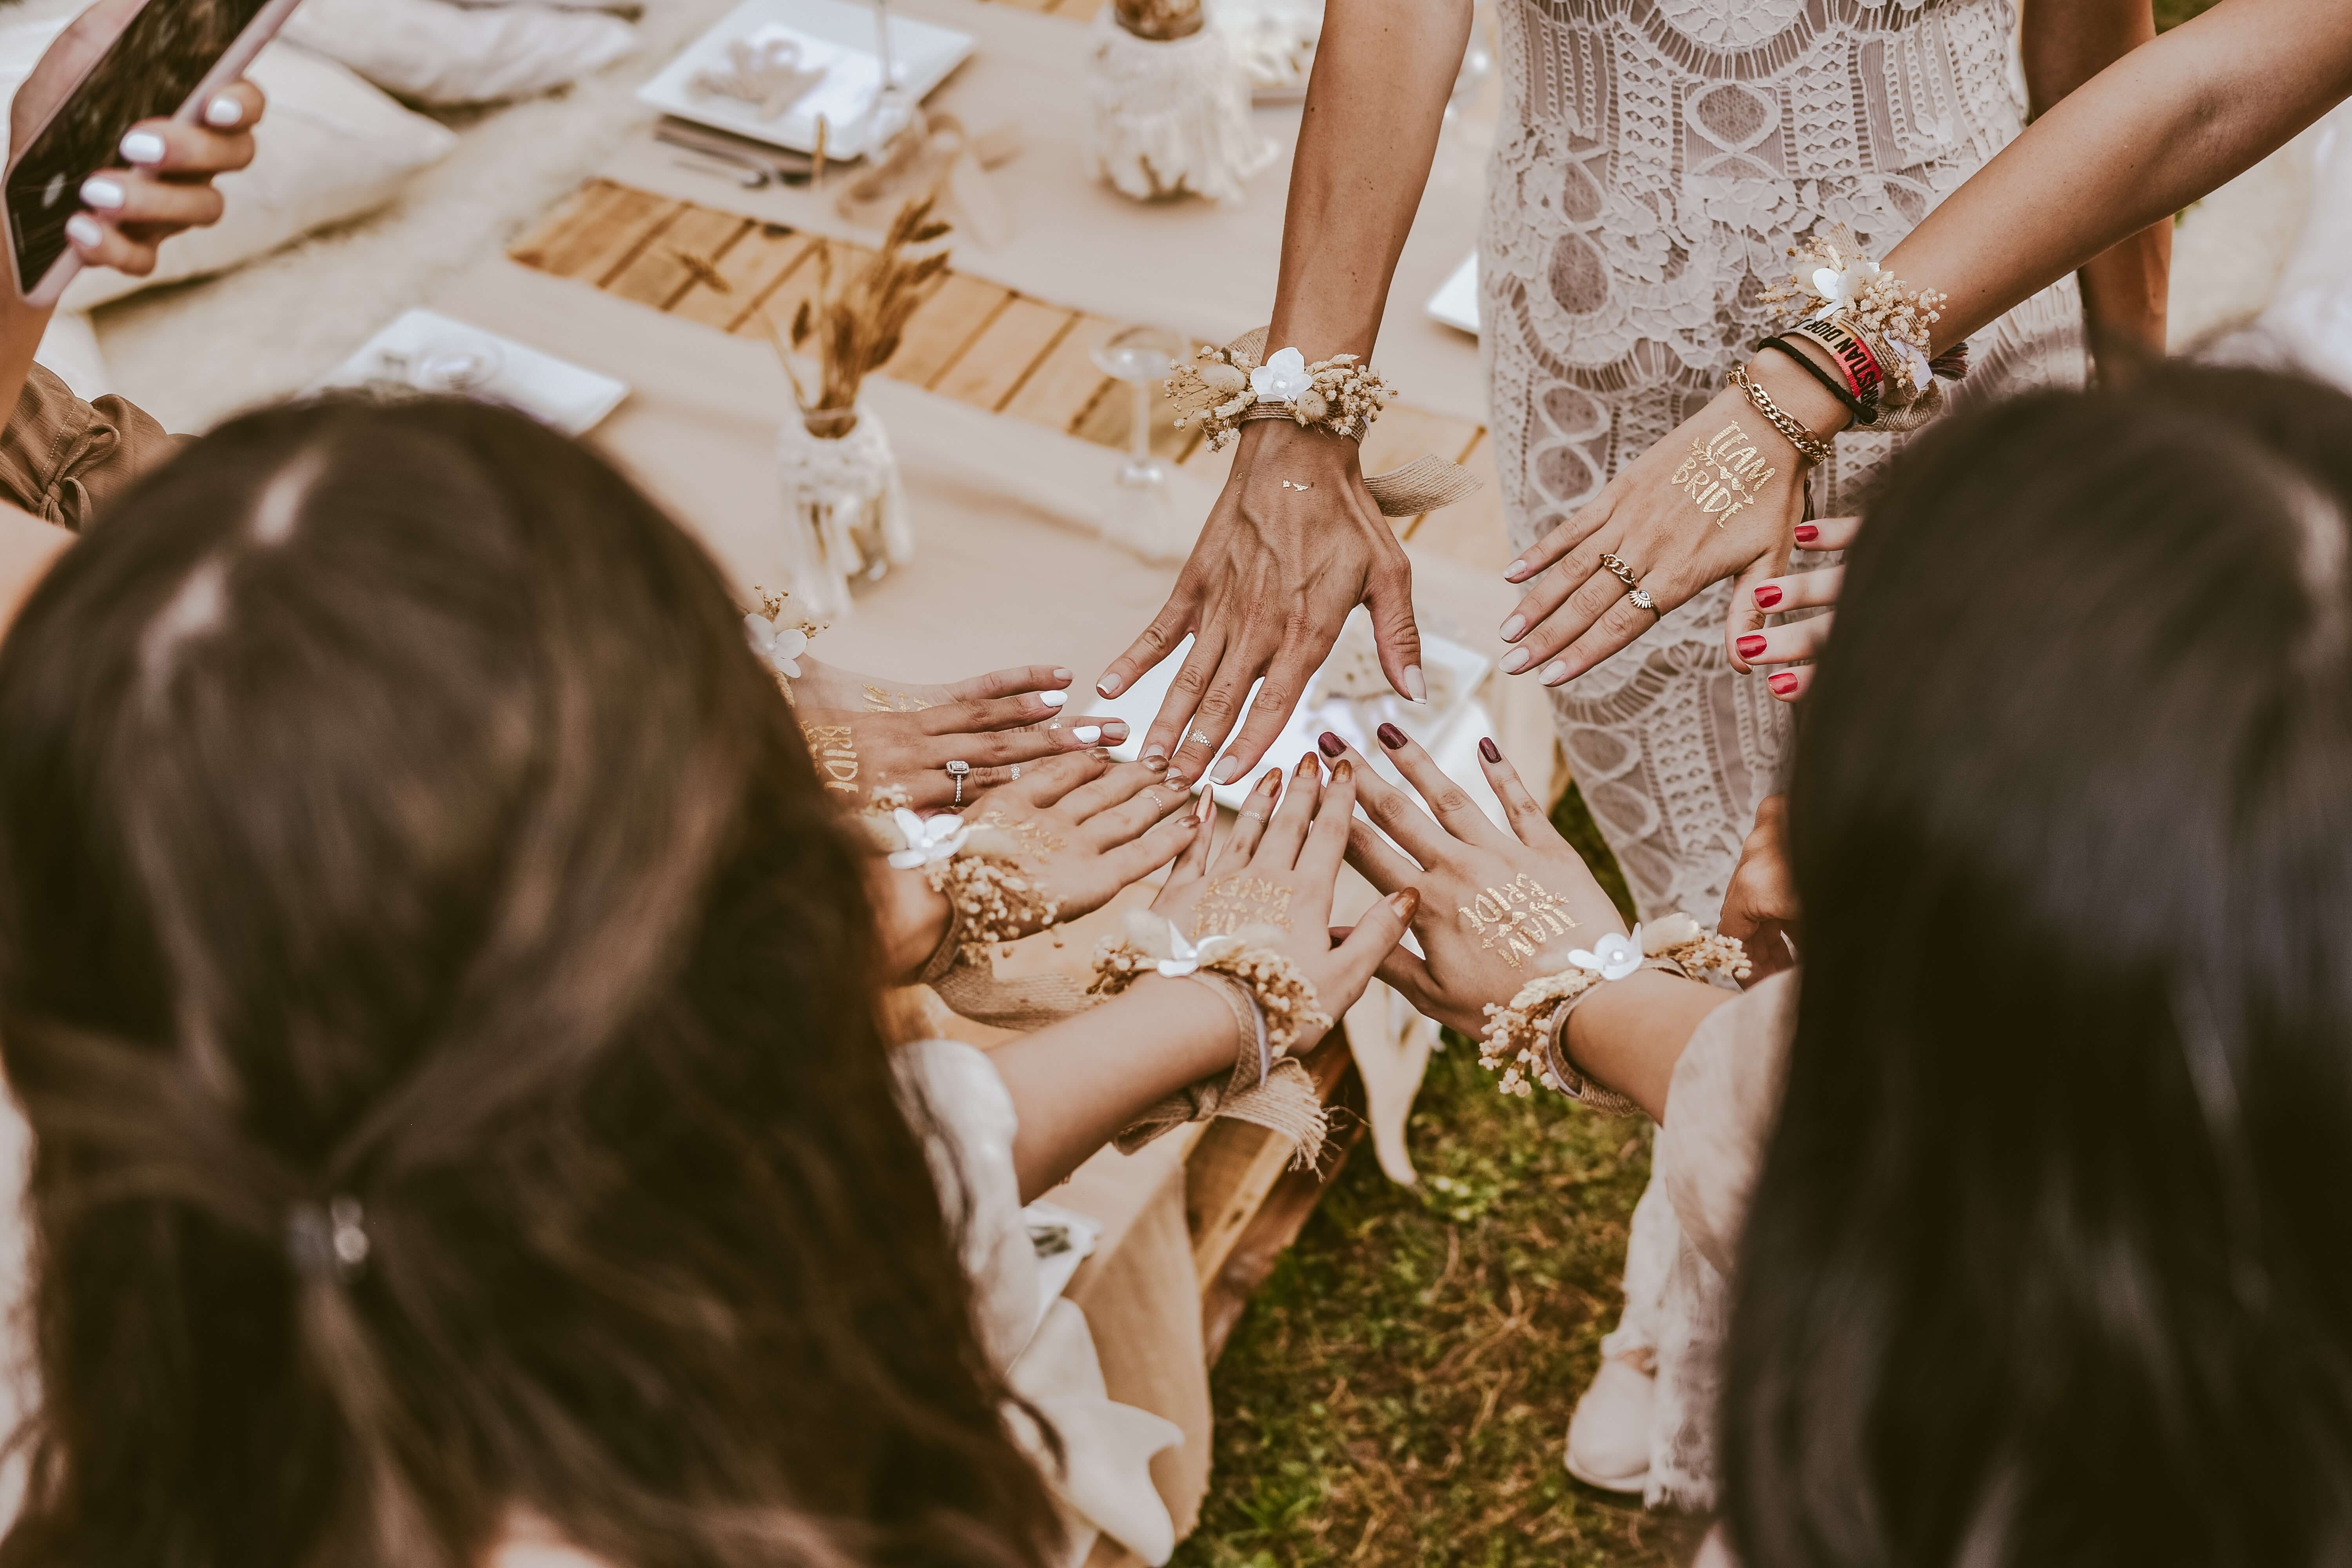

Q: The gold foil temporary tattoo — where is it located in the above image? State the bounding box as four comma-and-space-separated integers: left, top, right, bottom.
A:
862, 684, 929, 713
803, 723, 860, 795
1193, 874, 1296, 936
972, 810, 1067, 858
1457, 872, 1578, 968
1670, 423, 1777, 529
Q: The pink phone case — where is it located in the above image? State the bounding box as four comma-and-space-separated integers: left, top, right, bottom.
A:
6, 0, 310, 308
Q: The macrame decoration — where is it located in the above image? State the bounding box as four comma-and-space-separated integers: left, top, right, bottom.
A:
1084, 5, 1274, 204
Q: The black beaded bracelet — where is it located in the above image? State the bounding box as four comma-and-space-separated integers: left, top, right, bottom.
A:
1758, 336, 1876, 428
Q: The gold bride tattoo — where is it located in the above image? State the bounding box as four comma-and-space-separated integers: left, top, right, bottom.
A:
803, 724, 860, 795
1457, 872, 1578, 968
1670, 423, 1777, 529
972, 810, 1067, 857
862, 684, 929, 713
1193, 874, 1295, 936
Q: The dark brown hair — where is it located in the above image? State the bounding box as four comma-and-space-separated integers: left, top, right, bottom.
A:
1724, 363, 2352, 1567
0, 397, 1063, 1568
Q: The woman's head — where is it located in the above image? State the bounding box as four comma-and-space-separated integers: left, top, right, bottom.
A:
0, 399, 1058, 1567
1726, 363, 2352, 1566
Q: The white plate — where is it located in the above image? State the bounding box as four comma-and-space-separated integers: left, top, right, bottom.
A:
1427, 251, 1479, 336
637, 0, 975, 161
310, 310, 630, 436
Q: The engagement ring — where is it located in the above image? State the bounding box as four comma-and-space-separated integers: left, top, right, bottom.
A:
946, 758, 971, 806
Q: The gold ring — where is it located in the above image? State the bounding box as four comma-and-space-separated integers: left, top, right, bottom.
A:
1597, 553, 1658, 617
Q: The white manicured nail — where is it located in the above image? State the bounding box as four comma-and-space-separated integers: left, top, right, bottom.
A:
1071, 724, 1102, 745
1097, 673, 1123, 697
1541, 661, 1570, 686
120, 131, 166, 165
1209, 757, 1240, 785
1403, 664, 1426, 703
1039, 690, 1067, 708
1502, 648, 1530, 673
64, 214, 103, 249
78, 178, 123, 210
1504, 559, 1528, 580
1499, 615, 1525, 641
205, 96, 243, 128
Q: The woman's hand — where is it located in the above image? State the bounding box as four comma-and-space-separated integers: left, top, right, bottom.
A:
1724, 512, 1858, 702
1323, 724, 1625, 1035
12, 0, 267, 279
1497, 355, 1847, 686
796, 666, 1130, 811
1718, 795, 1798, 982
872, 753, 1200, 979
1147, 749, 1417, 1024
958, 752, 1202, 929
1100, 420, 1421, 789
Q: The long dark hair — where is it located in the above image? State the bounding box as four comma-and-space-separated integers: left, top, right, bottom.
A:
1723, 363, 2352, 1566
0, 399, 1063, 1567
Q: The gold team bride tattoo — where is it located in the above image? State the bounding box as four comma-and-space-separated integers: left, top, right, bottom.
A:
1458, 872, 1578, 968
1193, 875, 1295, 936
1671, 422, 1777, 529
803, 724, 860, 796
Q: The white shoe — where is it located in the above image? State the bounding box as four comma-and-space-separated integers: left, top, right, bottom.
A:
1564, 1353, 1653, 1494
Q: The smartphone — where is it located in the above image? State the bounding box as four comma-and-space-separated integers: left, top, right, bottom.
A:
3, 0, 308, 308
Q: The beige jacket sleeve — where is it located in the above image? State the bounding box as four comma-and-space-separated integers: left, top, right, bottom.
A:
1657, 970, 1799, 1280
0, 363, 178, 533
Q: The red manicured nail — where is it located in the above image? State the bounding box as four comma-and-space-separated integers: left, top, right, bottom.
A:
1793, 524, 1818, 545
1318, 730, 1346, 757
1768, 672, 1799, 696
1377, 722, 1406, 750
1753, 585, 1782, 609
1478, 737, 1501, 764
1736, 634, 1767, 659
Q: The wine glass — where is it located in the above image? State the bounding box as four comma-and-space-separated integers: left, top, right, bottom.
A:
1091, 324, 1191, 560
868, 0, 914, 151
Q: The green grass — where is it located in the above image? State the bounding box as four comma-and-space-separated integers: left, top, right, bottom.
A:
1172, 785, 1699, 1568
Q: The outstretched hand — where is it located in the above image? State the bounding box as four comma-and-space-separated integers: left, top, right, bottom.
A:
1724, 513, 1858, 702
1496, 382, 1803, 688
1323, 724, 1626, 1036
957, 752, 1202, 931
1098, 420, 1423, 790
793, 662, 1130, 811
1149, 749, 1417, 1027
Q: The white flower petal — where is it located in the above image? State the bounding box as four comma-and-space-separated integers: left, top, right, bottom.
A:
1156, 957, 1201, 978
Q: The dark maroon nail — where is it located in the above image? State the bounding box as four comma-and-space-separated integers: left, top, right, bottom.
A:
1318, 730, 1346, 758
1736, 634, 1767, 659
1753, 585, 1783, 609
1377, 723, 1406, 750
1793, 524, 1818, 545
1768, 672, 1799, 696
1478, 737, 1501, 764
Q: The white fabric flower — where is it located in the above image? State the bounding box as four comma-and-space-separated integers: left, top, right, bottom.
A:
1888, 335, 1933, 392
1809, 257, 1880, 312
1567, 925, 1645, 983
744, 611, 809, 679
1249, 346, 1313, 403
1152, 923, 1246, 978
887, 807, 968, 870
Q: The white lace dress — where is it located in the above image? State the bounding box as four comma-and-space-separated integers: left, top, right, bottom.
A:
1476, 0, 2085, 1508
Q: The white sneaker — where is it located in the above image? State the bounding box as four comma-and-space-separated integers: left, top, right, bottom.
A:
1564, 1353, 1653, 1494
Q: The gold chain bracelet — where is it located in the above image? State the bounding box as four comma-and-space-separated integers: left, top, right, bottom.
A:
1728, 365, 1833, 467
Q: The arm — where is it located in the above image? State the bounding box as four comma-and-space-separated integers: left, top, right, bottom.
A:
2020, 0, 2169, 375
0, 501, 71, 625
1098, 0, 1472, 790
1504, 0, 2352, 690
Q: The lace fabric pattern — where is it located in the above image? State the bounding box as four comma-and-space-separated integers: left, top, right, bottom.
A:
1479, 0, 2085, 926
1477, 0, 2085, 1512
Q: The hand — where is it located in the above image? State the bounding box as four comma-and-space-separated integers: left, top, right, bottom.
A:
1724, 512, 1858, 702
1099, 419, 1422, 789
1324, 724, 1625, 1035
796, 666, 1130, 811
1718, 795, 1797, 982
871, 753, 1200, 978
1148, 750, 1417, 1025
13, 0, 267, 280
958, 752, 1202, 929
1496, 357, 1841, 687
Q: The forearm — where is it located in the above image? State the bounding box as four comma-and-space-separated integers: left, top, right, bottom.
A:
2020, 0, 2167, 365
1563, 971, 1732, 1123
0, 500, 69, 625
990, 976, 1238, 1201
1890, 0, 2352, 350
0, 295, 52, 443
1263, 0, 1469, 359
